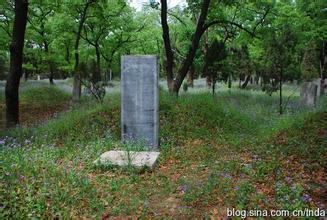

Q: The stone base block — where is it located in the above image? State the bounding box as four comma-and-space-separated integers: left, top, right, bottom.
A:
94, 150, 160, 169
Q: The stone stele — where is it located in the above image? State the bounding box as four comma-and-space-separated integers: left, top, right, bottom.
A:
121, 55, 159, 150
300, 82, 318, 107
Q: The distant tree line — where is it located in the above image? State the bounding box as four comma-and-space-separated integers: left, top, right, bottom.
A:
1, 0, 326, 127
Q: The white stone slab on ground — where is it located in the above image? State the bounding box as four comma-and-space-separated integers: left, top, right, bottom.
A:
94, 150, 160, 169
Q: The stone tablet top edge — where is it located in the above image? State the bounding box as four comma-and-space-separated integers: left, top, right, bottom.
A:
122, 55, 158, 58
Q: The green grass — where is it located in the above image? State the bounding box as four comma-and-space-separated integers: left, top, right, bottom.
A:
0, 86, 326, 218
20, 86, 70, 107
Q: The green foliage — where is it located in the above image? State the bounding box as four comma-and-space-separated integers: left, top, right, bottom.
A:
301, 41, 320, 81
0, 55, 8, 80
1, 0, 325, 86
229, 44, 253, 83
205, 40, 227, 66
204, 40, 228, 86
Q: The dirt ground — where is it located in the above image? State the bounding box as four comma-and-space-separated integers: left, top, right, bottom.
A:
0, 102, 69, 131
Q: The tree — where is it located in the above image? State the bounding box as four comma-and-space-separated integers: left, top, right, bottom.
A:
27, 0, 57, 84
296, 0, 327, 95
81, 0, 131, 83
301, 41, 319, 82
81, 8, 107, 83
161, 0, 211, 95
319, 41, 327, 95
238, 44, 253, 89
265, 24, 297, 114
70, 0, 96, 101
160, 0, 271, 95
5, 0, 28, 128
81, 2, 110, 83
49, 8, 75, 79
204, 39, 227, 96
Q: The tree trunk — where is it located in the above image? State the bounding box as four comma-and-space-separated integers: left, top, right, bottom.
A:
320, 78, 325, 96
241, 75, 251, 89
109, 69, 112, 81
203, 30, 210, 87
65, 42, 70, 63
168, 81, 175, 95
206, 73, 212, 87
161, 0, 211, 96
255, 76, 259, 84
160, 0, 174, 92
5, 0, 28, 128
228, 74, 232, 88
24, 71, 29, 81
212, 76, 216, 98
72, 1, 92, 101
92, 44, 101, 83
319, 41, 326, 95
174, 0, 211, 94
187, 65, 194, 87
44, 41, 54, 85
72, 71, 81, 100
49, 63, 54, 84
72, 45, 81, 101
279, 68, 283, 115
73, 55, 81, 101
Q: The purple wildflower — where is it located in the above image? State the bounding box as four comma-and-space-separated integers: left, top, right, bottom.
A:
284, 176, 292, 183
180, 184, 189, 193
301, 194, 312, 202
252, 155, 260, 160
24, 139, 31, 145
220, 172, 232, 179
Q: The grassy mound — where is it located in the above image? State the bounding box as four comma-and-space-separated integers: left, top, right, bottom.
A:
20, 86, 70, 107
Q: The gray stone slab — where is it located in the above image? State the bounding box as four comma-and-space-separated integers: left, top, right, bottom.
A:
121, 55, 159, 150
94, 150, 160, 169
312, 78, 326, 96
300, 82, 318, 107
312, 78, 321, 96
